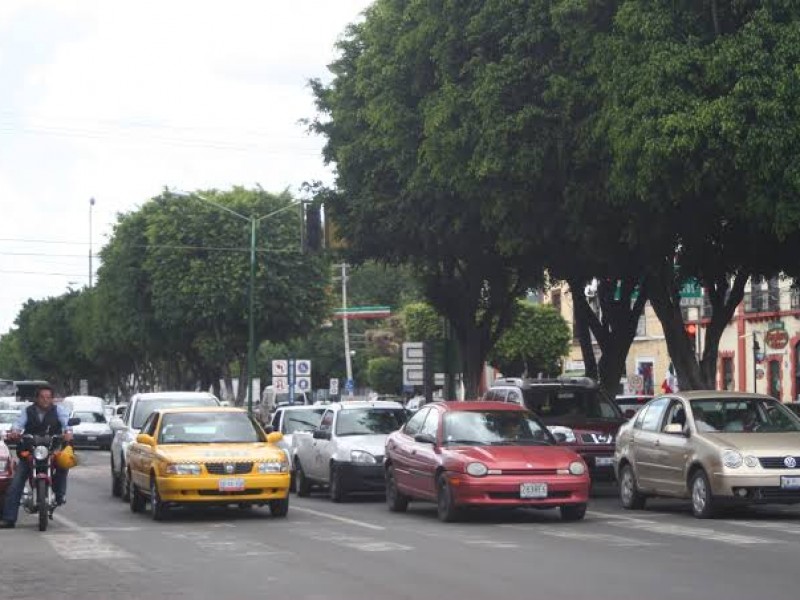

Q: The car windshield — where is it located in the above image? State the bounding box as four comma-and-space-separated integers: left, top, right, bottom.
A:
132, 397, 218, 429
691, 398, 800, 433
283, 409, 326, 434
443, 410, 554, 446
74, 411, 107, 424
335, 408, 407, 436
158, 412, 264, 444
523, 389, 622, 420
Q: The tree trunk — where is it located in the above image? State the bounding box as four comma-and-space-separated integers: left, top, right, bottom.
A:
456, 328, 488, 400
569, 279, 598, 380
235, 360, 248, 406
700, 272, 748, 387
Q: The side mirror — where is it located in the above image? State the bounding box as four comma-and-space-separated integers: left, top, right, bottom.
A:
67, 417, 81, 427
136, 433, 155, 446
414, 433, 436, 445
266, 432, 283, 444
313, 430, 331, 440
663, 423, 688, 436
263, 425, 275, 434
624, 409, 637, 419
109, 417, 124, 431
553, 432, 568, 443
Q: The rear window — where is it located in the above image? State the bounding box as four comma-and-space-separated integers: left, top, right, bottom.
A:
522, 388, 622, 420
282, 408, 326, 434
336, 408, 407, 436
74, 411, 107, 424
132, 397, 218, 429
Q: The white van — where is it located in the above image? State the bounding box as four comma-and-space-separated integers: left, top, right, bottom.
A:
63, 395, 113, 450
258, 386, 309, 423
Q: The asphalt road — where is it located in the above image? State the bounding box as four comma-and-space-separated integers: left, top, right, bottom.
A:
3, 450, 800, 600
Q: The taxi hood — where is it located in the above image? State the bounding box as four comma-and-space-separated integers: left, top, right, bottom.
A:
155, 443, 282, 463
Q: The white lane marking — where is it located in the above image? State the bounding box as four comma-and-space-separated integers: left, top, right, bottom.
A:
610, 520, 779, 546
303, 530, 411, 552
725, 520, 800, 535
48, 513, 138, 564
463, 539, 519, 549
587, 510, 661, 522
536, 528, 661, 547
164, 531, 292, 557
291, 506, 385, 531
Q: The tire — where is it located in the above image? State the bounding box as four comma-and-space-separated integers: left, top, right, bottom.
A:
150, 478, 168, 521
436, 474, 461, 523
36, 479, 48, 532
111, 457, 122, 498
619, 464, 646, 510
269, 496, 289, 518
295, 461, 311, 497
690, 469, 717, 519
560, 503, 587, 522
129, 480, 146, 513
385, 465, 409, 513
329, 463, 345, 503
289, 471, 297, 494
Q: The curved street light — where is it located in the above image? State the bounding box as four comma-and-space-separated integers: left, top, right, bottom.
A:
171, 189, 303, 414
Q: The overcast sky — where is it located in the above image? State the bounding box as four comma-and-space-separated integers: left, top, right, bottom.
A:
0, 0, 373, 335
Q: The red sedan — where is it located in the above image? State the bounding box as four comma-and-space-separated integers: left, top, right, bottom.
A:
385, 401, 590, 522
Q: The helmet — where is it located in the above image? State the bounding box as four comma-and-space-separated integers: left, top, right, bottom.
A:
54, 445, 77, 470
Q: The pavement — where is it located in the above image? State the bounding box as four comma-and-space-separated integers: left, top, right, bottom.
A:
2, 451, 800, 600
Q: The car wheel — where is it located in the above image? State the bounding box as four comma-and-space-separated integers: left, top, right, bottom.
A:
560, 503, 587, 522
129, 480, 145, 513
121, 461, 130, 503
436, 474, 461, 523
619, 464, 646, 510
289, 470, 297, 494
690, 469, 717, 519
269, 496, 289, 518
150, 477, 168, 521
111, 457, 121, 498
295, 461, 311, 497
385, 465, 409, 513
329, 463, 346, 503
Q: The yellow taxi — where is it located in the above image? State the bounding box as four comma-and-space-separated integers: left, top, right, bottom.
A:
127, 407, 290, 520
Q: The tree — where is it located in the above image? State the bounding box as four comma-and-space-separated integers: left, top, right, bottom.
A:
0, 330, 28, 380
489, 302, 571, 378
367, 357, 402, 394
310, 1, 547, 397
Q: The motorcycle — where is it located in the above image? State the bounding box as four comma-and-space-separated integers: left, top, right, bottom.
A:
17, 432, 71, 531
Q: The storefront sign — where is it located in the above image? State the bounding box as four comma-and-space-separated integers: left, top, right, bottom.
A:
765, 321, 789, 350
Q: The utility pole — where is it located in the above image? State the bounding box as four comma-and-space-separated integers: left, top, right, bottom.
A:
89, 197, 95, 287
340, 263, 353, 394
752, 332, 760, 394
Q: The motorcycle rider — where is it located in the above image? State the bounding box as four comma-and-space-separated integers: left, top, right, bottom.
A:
0, 385, 73, 528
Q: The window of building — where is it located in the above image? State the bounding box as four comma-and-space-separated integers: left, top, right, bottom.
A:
551, 290, 562, 315
721, 357, 735, 391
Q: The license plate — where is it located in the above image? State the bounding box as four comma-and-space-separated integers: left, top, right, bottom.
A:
87, 436, 97, 441
520, 482, 548, 499
595, 457, 614, 467
781, 476, 800, 489
218, 478, 245, 492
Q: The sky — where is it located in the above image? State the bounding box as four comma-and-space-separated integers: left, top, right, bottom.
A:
0, 0, 373, 335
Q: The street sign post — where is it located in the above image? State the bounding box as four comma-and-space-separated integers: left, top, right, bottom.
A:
329, 378, 339, 396
679, 279, 703, 307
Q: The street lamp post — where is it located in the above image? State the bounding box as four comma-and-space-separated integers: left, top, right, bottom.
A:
89, 197, 95, 287
172, 190, 301, 415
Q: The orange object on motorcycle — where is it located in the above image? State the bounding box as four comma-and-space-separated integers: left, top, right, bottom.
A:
19, 450, 30, 458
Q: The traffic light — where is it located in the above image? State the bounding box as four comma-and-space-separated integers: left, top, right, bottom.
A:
684, 323, 697, 345
303, 203, 322, 253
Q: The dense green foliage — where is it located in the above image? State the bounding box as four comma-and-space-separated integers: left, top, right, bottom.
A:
367, 356, 402, 394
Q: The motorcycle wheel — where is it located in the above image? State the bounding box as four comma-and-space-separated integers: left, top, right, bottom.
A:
37, 479, 48, 532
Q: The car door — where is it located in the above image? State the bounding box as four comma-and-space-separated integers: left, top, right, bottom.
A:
271, 409, 283, 433
631, 398, 670, 490
129, 412, 158, 490
653, 399, 691, 495
310, 409, 334, 481
389, 408, 431, 495
410, 408, 441, 500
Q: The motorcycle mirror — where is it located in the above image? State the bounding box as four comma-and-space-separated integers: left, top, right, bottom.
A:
67, 417, 81, 427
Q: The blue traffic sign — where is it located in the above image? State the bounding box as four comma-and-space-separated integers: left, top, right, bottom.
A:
345, 378, 354, 393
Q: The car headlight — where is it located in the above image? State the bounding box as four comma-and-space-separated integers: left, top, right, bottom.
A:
568, 461, 586, 475
258, 461, 288, 473
350, 450, 377, 464
466, 462, 488, 477
165, 463, 201, 475
33, 446, 49, 461
722, 450, 743, 469
547, 426, 577, 443
0, 459, 7, 472
744, 455, 759, 468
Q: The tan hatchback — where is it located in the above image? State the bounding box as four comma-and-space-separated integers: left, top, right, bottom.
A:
615, 392, 800, 518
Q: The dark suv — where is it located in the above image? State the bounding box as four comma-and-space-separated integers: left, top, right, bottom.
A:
484, 377, 625, 480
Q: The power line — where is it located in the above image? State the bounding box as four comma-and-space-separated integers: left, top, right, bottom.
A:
0, 270, 88, 277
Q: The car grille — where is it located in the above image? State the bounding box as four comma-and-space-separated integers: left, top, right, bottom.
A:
488, 490, 572, 500
580, 433, 614, 444
198, 489, 260, 497
205, 462, 253, 475
500, 469, 558, 476
754, 488, 800, 502
757, 457, 800, 469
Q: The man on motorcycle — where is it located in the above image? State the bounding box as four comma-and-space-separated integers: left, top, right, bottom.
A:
0, 385, 73, 528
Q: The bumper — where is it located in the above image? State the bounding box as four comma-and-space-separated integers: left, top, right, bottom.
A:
448, 473, 590, 508
336, 462, 385, 493
156, 473, 290, 503
710, 471, 800, 504
575, 447, 616, 480
72, 433, 113, 448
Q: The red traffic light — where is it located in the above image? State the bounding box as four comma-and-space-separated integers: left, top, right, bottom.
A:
685, 323, 697, 336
